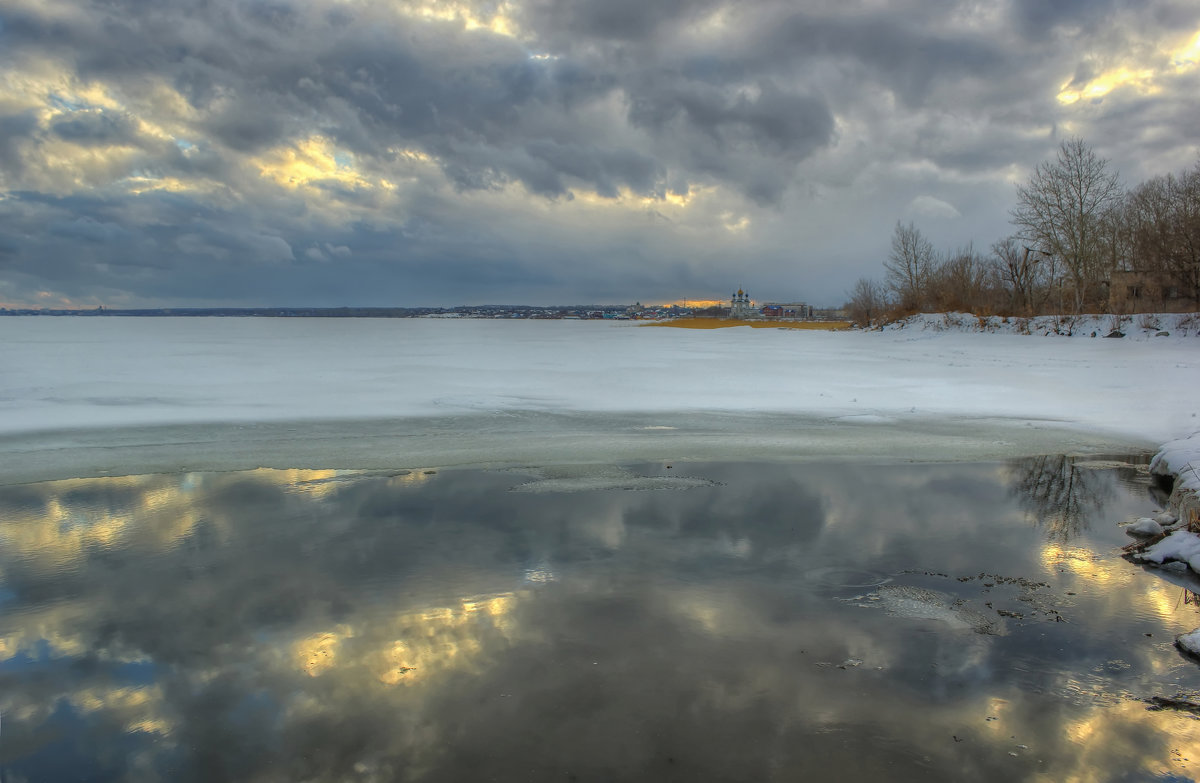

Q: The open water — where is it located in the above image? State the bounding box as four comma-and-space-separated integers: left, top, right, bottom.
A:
2, 457, 1199, 781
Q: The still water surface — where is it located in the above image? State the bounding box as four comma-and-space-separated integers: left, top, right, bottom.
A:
2, 458, 1200, 781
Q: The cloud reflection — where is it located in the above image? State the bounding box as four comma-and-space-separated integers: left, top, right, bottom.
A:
1, 461, 1199, 781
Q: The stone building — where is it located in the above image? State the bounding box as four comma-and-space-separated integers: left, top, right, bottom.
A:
1109, 270, 1197, 313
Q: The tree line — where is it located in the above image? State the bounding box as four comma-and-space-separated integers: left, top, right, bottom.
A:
845, 138, 1200, 325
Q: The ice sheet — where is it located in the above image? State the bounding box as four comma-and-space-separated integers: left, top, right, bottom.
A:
1, 317, 1195, 481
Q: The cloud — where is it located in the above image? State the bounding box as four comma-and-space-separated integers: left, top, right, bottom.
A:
906, 195, 962, 220
0, 0, 1198, 305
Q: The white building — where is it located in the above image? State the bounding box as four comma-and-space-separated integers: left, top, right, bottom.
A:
730, 289, 754, 319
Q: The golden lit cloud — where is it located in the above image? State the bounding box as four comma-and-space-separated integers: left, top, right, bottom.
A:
1171, 30, 1200, 70
721, 211, 751, 232
1057, 67, 1159, 105
253, 136, 383, 191
1058, 28, 1200, 105
655, 298, 726, 308
390, 0, 520, 37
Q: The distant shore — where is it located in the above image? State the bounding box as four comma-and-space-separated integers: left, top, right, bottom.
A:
641, 318, 851, 330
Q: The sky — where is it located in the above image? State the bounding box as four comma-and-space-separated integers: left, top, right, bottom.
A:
1, 0, 1199, 308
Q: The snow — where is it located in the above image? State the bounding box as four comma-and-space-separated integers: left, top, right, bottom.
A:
0, 316, 1196, 482
1150, 433, 1200, 530
1178, 629, 1200, 658
878, 311, 1200, 340
1135, 530, 1200, 571
1126, 518, 1165, 537
1152, 433, 1200, 495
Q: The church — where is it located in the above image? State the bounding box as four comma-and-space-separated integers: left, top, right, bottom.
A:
729, 289, 754, 319
729, 289, 813, 320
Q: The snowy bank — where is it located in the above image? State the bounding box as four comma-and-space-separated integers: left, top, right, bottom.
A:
1151, 433, 1200, 529
876, 311, 1199, 340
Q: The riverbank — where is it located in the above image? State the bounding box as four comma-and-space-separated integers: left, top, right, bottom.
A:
873, 311, 1198, 340
640, 317, 850, 329
1152, 434, 1200, 529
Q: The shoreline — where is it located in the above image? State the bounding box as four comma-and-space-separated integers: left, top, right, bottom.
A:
640, 318, 850, 329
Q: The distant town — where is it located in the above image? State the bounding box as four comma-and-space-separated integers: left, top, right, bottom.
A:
0, 292, 844, 321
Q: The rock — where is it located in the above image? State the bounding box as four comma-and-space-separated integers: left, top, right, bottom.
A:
1157, 331, 1170, 337
1104, 330, 1125, 338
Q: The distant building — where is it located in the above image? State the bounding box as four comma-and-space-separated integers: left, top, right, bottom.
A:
730, 289, 754, 319
728, 290, 812, 320
761, 302, 813, 319
1109, 269, 1197, 312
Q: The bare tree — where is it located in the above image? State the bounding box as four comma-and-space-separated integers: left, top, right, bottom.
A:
884, 221, 936, 311
991, 238, 1031, 315
1011, 138, 1122, 313
989, 237, 1054, 315
1009, 455, 1111, 543
930, 243, 989, 312
1175, 161, 1200, 305
845, 277, 887, 326
1127, 161, 1200, 307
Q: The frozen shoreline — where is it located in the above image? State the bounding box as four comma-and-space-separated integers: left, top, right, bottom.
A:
0, 316, 1194, 483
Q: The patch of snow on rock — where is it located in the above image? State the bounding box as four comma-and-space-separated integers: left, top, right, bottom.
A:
1178, 629, 1200, 658
1136, 530, 1200, 572
1126, 517, 1164, 537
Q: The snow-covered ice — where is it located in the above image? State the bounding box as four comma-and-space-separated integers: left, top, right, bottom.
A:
0, 316, 1196, 482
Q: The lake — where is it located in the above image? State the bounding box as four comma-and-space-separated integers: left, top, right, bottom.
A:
2, 456, 1199, 781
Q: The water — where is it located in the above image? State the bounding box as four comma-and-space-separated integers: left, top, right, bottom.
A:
1, 457, 1199, 781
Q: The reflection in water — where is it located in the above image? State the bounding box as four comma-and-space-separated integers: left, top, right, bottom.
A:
1008, 455, 1118, 541
0, 460, 1199, 781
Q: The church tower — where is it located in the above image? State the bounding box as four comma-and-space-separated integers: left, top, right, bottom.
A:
730, 289, 753, 319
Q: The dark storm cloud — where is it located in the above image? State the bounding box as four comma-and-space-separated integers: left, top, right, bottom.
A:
50, 110, 140, 146
626, 77, 835, 203
1, 0, 829, 205
0, 111, 38, 179
522, 0, 724, 42
1, 0, 1198, 305
1008, 0, 1121, 37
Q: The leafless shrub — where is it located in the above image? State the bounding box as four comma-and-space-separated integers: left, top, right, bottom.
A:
1055, 314, 1081, 335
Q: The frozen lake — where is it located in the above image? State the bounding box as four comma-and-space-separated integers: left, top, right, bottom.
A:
2, 317, 1199, 779
3, 457, 1200, 781
1, 317, 1195, 483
